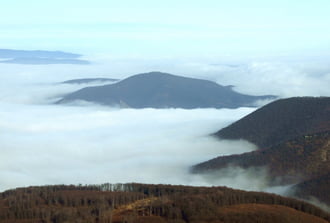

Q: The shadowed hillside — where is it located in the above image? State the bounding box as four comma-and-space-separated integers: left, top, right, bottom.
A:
192, 97, 330, 206
192, 131, 330, 185
292, 173, 330, 205
215, 97, 330, 148
1, 183, 329, 223
57, 72, 276, 109
218, 204, 329, 223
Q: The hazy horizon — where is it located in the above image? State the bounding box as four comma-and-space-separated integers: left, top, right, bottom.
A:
1, 1, 330, 56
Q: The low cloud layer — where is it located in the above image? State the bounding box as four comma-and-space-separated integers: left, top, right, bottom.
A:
172, 56, 330, 98
1, 53, 329, 100
1, 54, 329, 196
0, 104, 256, 191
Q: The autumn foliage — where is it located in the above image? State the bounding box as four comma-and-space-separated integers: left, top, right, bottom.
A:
0, 183, 329, 223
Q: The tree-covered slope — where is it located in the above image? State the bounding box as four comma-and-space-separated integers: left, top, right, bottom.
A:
193, 131, 330, 185
215, 97, 330, 148
1, 183, 329, 223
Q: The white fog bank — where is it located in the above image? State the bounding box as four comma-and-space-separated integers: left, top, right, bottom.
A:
1, 54, 329, 195
0, 104, 257, 192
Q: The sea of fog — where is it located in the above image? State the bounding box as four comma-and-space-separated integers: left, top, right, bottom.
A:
1, 57, 329, 193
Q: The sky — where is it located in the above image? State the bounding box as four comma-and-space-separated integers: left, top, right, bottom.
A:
0, 0, 330, 203
1, 0, 330, 57
1, 0, 330, 97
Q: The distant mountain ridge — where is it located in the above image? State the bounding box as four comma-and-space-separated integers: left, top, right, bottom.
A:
0, 49, 90, 65
0, 49, 80, 58
57, 71, 276, 109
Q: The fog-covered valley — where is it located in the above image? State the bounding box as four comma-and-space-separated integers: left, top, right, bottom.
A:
2, 2, 330, 222
1, 57, 329, 195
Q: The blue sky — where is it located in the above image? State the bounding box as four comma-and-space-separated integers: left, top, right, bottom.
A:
1, 0, 330, 57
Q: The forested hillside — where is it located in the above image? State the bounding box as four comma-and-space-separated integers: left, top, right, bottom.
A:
215, 97, 330, 148
193, 131, 330, 185
292, 173, 330, 205
192, 97, 330, 206
1, 183, 329, 223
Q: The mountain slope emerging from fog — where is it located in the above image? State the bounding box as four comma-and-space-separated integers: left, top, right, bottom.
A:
192, 97, 330, 205
193, 131, 330, 185
292, 173, 330, 205
1, 183, 329, 223
57, 72, 276, 109
215, 97, 330, 148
